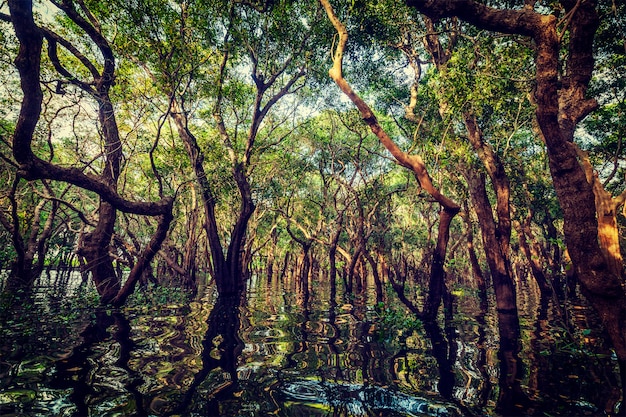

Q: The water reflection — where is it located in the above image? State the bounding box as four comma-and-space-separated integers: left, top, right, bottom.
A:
166, 294, 244, 416
275, 379, 462, 416
49, 310, 145, 416
0, 272, 622, 416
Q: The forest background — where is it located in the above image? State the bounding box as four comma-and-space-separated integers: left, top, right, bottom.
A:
1, 0, 626, 413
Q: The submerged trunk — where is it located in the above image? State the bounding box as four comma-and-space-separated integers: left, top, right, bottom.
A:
171, 108, 253, 296
424, 208, 456, 320
171, 110, 226, 283
225, 161, 256, 292
78, 88, 123, 303
78, 202, 120, 304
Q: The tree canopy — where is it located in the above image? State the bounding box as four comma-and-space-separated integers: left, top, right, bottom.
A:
1, 0, 625, 409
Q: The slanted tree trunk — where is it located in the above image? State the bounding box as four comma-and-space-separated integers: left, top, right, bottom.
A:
463, 168, 528, 411
320, 0, 460, 320
461, 118, 528, 408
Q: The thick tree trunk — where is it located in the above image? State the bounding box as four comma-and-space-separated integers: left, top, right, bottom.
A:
225, 161, 256, 292
78, 88, 123, 303
405, 0, 626, 400
78, 201, 120, 304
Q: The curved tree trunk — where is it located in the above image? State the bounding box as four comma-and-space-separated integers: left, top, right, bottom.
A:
320, 0, 460, 319
8, 0, 174, 306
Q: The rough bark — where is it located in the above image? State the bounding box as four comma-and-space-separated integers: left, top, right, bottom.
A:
406, 0, 626, 397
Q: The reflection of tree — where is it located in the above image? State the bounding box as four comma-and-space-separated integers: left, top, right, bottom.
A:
166, 294, 244, 416
283, 277, 310, 372
495, 310, 529, 415
111, 312, 147, 416
473, 306, 492, 410
422, 317, 480, 416
50, 309, 144, 416
325, 275, 344, 382
528, 292, 623, 415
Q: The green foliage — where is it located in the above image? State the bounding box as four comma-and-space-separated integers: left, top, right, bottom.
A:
374, 301, 423, 343
125, 283, 193, 310
583, 5, 626, 194
3, 0, 618, 313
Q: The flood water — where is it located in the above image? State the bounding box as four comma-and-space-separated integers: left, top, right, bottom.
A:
0, 271, 623, 416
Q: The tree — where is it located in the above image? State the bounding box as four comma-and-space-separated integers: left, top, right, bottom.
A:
405, 0, 626, 398
6, 0, 174, 306
320, 0, 460, 320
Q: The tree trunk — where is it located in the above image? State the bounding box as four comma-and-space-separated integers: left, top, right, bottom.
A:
78, 201, 120, 304
226, 161, 256, 292
2, 181, 56, 296
424, 208, 456, 320
320, 0, 460, 319
405, 0, 626, 378
464, 168, 527, 410
463, 212, 487, 297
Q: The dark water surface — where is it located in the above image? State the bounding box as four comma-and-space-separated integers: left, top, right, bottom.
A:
0, 272, 622, 416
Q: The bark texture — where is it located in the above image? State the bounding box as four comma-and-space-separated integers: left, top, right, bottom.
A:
8, 0, 174, 305
406, 0, 626, 379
